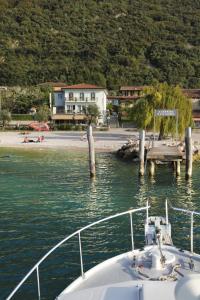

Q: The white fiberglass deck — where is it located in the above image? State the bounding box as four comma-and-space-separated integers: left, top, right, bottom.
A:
58, 281, 176, 300
57, 245, 200, 300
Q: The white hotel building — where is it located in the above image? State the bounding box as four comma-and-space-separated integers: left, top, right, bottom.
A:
52, 83, 108, 125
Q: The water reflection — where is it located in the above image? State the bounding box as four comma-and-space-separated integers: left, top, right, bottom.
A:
136, 176, 148, 206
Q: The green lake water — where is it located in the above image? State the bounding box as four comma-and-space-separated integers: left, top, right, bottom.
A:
1, 148, 200, 299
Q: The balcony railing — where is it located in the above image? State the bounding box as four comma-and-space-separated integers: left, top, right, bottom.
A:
65, 97, 96, 102
66, 111, 85, 114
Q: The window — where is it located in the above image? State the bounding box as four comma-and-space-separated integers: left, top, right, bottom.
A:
80, 93, 84, 101
77, 105, 83, 113
67, 105, 73, 113
91, 92, 95, 100
69, 92, 73, 100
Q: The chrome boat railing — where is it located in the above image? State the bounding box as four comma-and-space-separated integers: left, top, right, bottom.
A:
6, 202, 150, 300
170, 202, 200, 253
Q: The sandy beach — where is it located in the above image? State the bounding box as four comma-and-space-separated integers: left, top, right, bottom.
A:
0, 129, 138, 152
0, 129, 200, 152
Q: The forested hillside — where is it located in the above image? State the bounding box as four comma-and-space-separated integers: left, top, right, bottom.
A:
0, 0, 200, 89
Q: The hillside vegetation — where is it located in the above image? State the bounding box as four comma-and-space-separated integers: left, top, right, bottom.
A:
0, 0, 200, 89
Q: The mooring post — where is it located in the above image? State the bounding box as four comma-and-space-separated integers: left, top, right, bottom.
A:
87, 124, 96, 177
185, 127, 192, 179
139, 130, 145, 176
176, 161, 181, 177
149, 160, 155, 176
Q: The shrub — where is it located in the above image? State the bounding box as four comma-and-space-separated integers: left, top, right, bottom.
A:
12, 114, 34, 121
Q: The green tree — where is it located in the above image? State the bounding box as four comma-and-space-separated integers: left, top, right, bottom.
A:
130, 83, 192, 138
106, 103, 113, 114
0, 109, 11, 128
1, 86, 51, 114
84, 104, 100, 125
35, 105, 50, 122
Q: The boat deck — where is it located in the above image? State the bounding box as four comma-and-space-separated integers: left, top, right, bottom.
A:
57, 246, 200, 300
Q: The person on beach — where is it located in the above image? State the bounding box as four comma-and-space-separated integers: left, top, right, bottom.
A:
23, 136, 36, 143
23, 136, 29, 143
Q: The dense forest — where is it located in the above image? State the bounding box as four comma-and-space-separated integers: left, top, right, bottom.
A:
0, 0, 200, 89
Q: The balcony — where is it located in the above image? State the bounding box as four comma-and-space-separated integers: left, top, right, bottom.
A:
65, 97, 96, 102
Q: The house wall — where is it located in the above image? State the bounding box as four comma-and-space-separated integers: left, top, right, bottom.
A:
53, 89, 107, 124
192, 98, 200, 110
54, 92, 65, 107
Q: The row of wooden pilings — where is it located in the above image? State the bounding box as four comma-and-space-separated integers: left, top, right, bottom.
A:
139, 127, 193, 179
87, 125, 193, 179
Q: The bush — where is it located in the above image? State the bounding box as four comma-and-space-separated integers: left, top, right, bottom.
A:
12, 114, 34, 121
99, 127, 109, 131
74, 125, 83, 131
53, 124, 85, 131
54, 124, 73, 130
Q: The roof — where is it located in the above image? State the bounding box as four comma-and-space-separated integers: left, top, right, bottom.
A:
192, 110, 200, 117
52, 114, 86, 121
61, 83, 106, 90
120, 86, 145, 91
107, 95, 141, 101
183, 89, 200, 99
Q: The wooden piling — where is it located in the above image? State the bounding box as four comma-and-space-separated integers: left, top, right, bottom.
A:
87, 124, 96, 177
176, 161, 181, 177
185, 127, 192, 179
139, 130, 145, 176
172, 161, 176, 172
149, 160, 155, 176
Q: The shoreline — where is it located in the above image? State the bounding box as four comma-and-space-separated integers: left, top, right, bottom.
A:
0, 130, 131, 153
0, 144, 116, 153
1, 129, 200, 154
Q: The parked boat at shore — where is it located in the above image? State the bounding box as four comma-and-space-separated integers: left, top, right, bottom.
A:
6, 200, 200, 300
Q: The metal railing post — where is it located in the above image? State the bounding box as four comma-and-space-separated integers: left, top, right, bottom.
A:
165, 199, 169, 225
130, 212, 134, 251
6, 206, 150, 300
78, 232, 84, 278
36, 266, 41, 300
146, 200, 149, 223
191, 212, 194, 253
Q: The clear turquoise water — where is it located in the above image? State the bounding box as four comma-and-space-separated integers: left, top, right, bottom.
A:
1, 148, 200, 300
